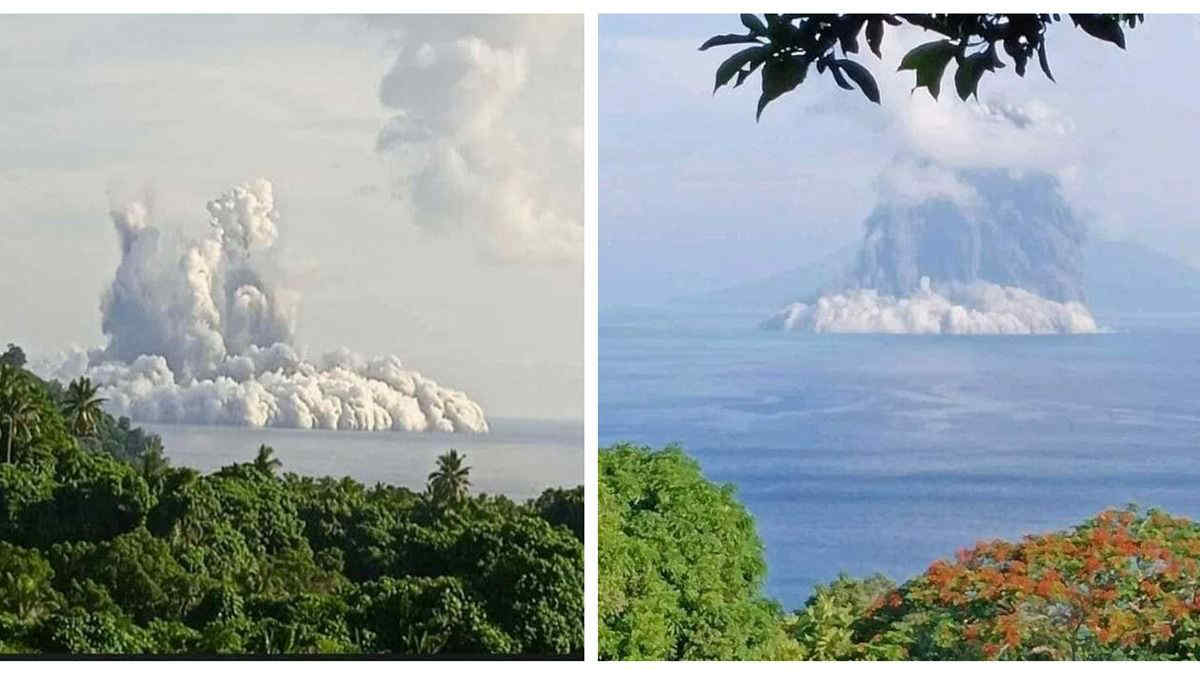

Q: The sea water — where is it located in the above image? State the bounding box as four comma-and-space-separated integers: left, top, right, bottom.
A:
146, 417, 581, 501
600, 305, 1200, 610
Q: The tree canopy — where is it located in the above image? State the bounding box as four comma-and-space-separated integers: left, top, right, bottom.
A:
599, 443, 794, 660
848, 507, 1200, 660
0, 350, 582, 656
703, 14, 1144, 118
0, 344, 25, 369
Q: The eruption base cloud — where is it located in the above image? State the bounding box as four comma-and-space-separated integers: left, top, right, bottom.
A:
764, 278, 1098, 335
43, 179, 488, 433
50, 349, 487, 432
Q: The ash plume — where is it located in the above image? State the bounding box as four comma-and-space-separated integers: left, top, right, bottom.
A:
767, 168, 1098, 335
853, 168, 1086, 303
46, 180, 488, 432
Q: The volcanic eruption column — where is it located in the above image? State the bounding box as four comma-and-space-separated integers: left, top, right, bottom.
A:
52, 179, 488, 432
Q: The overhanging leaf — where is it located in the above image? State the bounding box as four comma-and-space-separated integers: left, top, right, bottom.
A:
757, 56, 808, 121
983, 43, 1005, 70
865, 17, 884, 58
898, 39, 957, 72
954, 52, 989, 101
1037, 41, 1055, 81
714, 46, 767, 93
839, 17, 865, 55
830, 64, 853, 90
899, 39, 957, 100
741, 14, 768, 36
766, 15, 798, 44
1003, 37, 1027, 77
1072, 14, 1126, 49
836, 59, 880, 104
699, 33, 761, 51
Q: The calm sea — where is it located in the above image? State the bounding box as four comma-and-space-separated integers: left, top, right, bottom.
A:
146, 417, 582, 501
600, 305, 1200, 610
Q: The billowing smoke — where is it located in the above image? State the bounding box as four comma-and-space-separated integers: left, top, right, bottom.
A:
767, 168, 1098, 335
374, 16, 583, 265
765, 277, 1097, 335
854, 168, 1086, 302
45, 180, 488, 432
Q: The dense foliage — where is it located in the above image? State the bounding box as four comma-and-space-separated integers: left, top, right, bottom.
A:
531, 486, 583, 542
602, 443, 1200, 661
839, 507, 1200, 660
0, 357, 582, 656
0, 345, 24, 369
599, 443, 795, 660
703, 14, 1143, 117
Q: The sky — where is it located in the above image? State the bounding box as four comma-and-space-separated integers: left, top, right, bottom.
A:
600, 14, 1200, 307
0, 14, 582, 421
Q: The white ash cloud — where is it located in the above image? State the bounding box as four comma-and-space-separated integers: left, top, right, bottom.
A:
764, 277, 1097, 335
374, 16, 582, 265
42, 180, 487, 432
896, 96, 1078, 175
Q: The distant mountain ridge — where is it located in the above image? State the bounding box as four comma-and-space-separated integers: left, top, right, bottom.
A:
680, 239, 1200, 315
1084, 240, 1200, 314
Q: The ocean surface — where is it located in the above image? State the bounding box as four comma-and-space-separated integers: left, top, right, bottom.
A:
600, 305, 1200, 610
145, 418, 582, 500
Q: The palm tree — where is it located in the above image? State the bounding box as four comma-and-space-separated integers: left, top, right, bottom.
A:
61, 376, 106, 438
0, 366, 41, 464
0, 365, 17, 463
139, 436, 170, 487
427, 449, 471, 506
9, 571, 60, 622
253, 443, 282, 476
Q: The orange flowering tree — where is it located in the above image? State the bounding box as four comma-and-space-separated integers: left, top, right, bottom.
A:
851, 507, 1200, 660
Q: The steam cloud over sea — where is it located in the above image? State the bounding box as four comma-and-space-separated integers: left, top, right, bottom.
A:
764, 277, 1098, 335
41, 180, 488, 432
766, 169, 1099, 335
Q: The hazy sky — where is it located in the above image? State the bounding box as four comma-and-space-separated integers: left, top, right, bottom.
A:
600, 14, 1200, 307
0, 14, 582, 420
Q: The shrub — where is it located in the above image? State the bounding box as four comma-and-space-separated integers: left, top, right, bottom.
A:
599, 443, 787, 660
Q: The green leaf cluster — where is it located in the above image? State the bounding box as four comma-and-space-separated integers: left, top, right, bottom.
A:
599, 443, 792, 660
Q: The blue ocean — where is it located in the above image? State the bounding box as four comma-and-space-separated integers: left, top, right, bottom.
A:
599, 305, 1200, 610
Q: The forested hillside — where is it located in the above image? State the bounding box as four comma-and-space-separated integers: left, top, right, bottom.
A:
0, 350, 582, 656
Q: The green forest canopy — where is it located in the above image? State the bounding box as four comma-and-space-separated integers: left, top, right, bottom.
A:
0, 355, 582, 656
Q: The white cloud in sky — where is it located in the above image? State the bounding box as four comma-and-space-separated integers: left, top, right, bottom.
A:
374, 15, 583, 265
875, 159, 978, 208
